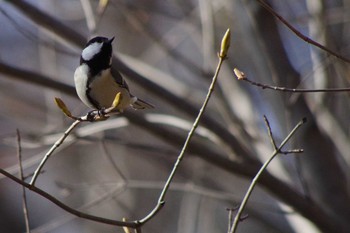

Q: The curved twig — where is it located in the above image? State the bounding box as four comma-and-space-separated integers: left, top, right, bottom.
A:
30, 120, 82, 186
0, 168, 138, 228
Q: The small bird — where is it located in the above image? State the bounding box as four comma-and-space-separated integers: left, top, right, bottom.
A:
74, 36, 154, 113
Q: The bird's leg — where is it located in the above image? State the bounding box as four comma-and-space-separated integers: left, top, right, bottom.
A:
98, 108, 106, 116
88, 108, 110, 121
86, 110, 98, 122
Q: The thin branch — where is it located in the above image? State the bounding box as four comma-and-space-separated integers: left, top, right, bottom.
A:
226, 208, 235, 233
100, 141, 127, 182
139, 29, 230, 225
256, 0, 350, 64
31, 181, 127, 232
0, 168, 138, 228
281, 149, 304, 155
30, 120, 81, 186
80, 0, 97, 33
97, 0, 110, 15
120, 4, 203, 76
0, 61, 75, 97
7, 0, 86, 48
294, 154, 311, 200
0, 6, 75, 56
30, 94, 123, 186
122, 218, 133, 233
17, 129, 31, 233
230, 117, 306, 233
234, 68, 350, 93
263, 115, 278, 150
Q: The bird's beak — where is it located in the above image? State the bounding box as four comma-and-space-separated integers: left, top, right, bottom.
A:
108, 37, 115, 44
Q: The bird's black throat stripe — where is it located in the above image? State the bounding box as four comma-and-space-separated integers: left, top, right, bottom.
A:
85, 69, 107, 110
86, 85, 101, 110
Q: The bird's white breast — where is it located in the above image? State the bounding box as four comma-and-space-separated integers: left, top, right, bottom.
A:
74, 64, 95, 108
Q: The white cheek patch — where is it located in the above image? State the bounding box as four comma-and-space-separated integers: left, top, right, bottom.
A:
82, 42, 103, 61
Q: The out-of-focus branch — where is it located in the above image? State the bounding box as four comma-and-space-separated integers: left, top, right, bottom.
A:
121, 4, 203, 75
0, 61, 75, 96
80, 0, 97, 33
256, 0, 350, 63
0, 168, 138, 228
17, 130, 31, 233
7, 0, 86, 48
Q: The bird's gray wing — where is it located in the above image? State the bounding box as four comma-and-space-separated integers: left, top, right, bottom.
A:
111, 66, 129, 90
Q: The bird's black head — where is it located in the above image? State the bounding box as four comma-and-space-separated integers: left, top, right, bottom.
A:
80, 36, 115, 76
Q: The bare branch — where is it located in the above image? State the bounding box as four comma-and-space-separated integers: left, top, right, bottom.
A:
256, 0, 350, 63
281, 149, 304, 155
7, 0, 86, 48
30, 120, 81, 186
263, 115, 278, 150
80, 0, 97, 33
139, 29, 230, 224
17, 129, 31, 233
234, 68, 350, 93
226, 207, 236, 233
230, 117, 306, 233
30, 92, 124, 186
0, 61, 75, 96
0, 168, 138, 228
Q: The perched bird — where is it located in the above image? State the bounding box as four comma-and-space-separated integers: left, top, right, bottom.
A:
74, 36, 154, 113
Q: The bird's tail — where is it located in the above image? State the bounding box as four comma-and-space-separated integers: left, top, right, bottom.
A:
131, 97, 155, 110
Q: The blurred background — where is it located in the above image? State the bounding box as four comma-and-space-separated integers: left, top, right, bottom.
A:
1, 0, 350, 232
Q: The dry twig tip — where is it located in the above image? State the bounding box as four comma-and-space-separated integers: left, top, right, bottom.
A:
233, 68, 246, 80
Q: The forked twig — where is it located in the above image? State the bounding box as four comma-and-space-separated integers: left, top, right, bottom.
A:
229, 117, 306, 233
139, 29, 231, 224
